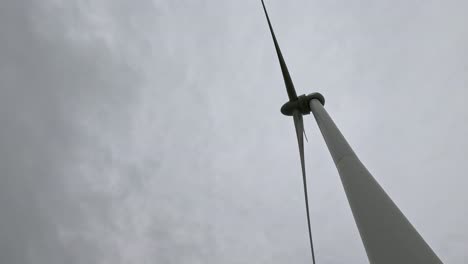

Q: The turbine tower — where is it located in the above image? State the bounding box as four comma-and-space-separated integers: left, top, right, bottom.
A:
260, 1, 443, 263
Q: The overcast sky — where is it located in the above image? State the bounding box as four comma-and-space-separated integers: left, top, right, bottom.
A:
1, 0, 467, 263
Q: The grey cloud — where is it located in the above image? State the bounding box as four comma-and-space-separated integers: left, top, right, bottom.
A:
1, 0, 467, 263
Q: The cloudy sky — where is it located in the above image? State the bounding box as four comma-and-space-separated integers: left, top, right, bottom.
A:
1, 0, 467, 263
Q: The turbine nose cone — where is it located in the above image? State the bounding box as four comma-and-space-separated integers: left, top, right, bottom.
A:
281, 101, 296, 116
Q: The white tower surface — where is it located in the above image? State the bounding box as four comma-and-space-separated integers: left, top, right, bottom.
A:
309, 98, 443, 264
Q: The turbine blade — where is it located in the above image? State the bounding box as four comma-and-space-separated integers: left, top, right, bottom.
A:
293, 111, 316, 263
261, 0, 297, 101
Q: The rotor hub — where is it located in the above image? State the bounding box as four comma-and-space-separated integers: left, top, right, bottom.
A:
281, 92, 325, 116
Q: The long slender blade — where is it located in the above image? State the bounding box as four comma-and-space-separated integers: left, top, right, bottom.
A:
261, 0, 297, 101
293, 111, 316, 264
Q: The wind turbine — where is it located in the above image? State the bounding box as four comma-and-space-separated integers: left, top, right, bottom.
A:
260, 1, 443, 263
